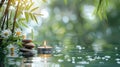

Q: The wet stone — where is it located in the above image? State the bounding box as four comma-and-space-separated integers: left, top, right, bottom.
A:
23, 43, 35, 49
22, 51, 35, 58
19, 48, 32, 52
22, 39, 32, 43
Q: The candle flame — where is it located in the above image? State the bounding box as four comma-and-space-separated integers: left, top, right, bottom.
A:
43, 40, 47, 47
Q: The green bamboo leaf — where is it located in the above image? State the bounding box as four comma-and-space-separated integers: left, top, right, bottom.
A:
16, 11, 22, 18
25, 4, 29, 10
30, 7, 39, 12
27, 2, 34, 10
25, 12, 29, 22
94, 0, 108, 20
34, 13, 43, 16
15, 21, 19, 28
42, 0, 47, 2
105, 0, 109, 6
23, 1, 27, 6
29, 2, 34, 9
18, 18, 26, 22
30, 13, 34, 20
64, 0, 68, 5
97, 10, 101, 20
33, 15, 38, 23
21, 22, 28, 28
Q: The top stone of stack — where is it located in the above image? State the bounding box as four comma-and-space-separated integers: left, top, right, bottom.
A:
22, 39, 35, 49
22, 39, 33, 43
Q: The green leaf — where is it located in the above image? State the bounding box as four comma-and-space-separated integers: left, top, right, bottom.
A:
15, 21, 19, 28
30, 7, 39, 12
34, 13, 43, 16
25, 4, 29, 10
29, 2, 34, 10
18, 18, 26, 22
42, 0, 47, 2
64, 0, 67, 5
94, 0, 108, 20
20, 22, 28, 28
30, 13, 34, 20
16, 11, 22, 18
25, 12, 29, 22
33, 15, 38, 23
27, 2, 34, 10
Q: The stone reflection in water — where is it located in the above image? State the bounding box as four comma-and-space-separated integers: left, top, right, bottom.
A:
7, 57, 22, 67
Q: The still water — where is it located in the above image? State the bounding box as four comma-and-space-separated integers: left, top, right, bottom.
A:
5, 45, 120, 67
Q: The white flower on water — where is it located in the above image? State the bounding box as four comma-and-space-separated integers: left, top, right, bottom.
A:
1, 29, 12, 38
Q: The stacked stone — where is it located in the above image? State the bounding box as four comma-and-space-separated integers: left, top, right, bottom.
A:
20, 39, 35, 58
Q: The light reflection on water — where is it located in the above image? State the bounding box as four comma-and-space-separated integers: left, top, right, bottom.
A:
6, 45, 120, 67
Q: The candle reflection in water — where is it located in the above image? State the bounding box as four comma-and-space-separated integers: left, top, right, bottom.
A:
32, 56, 61, 67
32, 53, 52, 66
37, 40, 52, 62
32, 40, 53, 67
25, 41, 61, 67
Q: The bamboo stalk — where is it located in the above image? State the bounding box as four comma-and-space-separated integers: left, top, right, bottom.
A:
12, 0, 20, 34
1, 15, 6, 30
0, 0, 11, 30
6, 13, 9, 29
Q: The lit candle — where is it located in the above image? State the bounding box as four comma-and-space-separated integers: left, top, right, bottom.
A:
37, 40, 52, 54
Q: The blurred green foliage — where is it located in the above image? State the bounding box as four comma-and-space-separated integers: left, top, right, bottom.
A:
0, 0, 119, 67
34, 2, 120, 66
35, 0, 120, 52
30, 0, 120, 66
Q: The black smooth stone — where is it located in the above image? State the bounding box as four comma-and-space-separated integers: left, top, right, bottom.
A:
22, 51, 35, 58
23, 43, 35, 49
22, 39, 32, 43
19, 48, 32, 52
